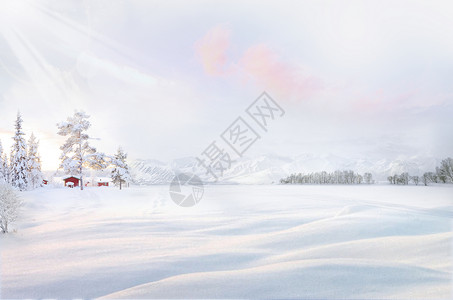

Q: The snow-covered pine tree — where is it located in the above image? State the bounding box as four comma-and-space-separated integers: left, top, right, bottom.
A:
0, 141, 8, 183
57, 111, 108, 190
10, 112, 28, 191
27, 133, 43, 189
111, 147, 131, 190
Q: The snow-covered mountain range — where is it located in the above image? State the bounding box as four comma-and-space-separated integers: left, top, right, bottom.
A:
130, 154, 442, 185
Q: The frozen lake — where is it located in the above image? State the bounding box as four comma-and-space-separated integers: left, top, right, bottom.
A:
1, 184, 452, 298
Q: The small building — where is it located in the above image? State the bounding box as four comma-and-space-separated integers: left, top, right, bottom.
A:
42, 179, 48, 185
97, 178, 109, 187
63, 176, 80, 188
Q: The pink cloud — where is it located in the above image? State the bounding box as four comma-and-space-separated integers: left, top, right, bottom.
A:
195, 25, 231, 76
194, 27, 322, 101
239, 44, 322, 101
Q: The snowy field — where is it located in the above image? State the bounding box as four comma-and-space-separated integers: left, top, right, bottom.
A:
1, 185, 452, 299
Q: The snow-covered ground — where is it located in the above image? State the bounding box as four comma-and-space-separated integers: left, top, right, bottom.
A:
1, 185, 452, 299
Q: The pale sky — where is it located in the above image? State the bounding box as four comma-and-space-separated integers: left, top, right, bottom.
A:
0, 0, 452, 170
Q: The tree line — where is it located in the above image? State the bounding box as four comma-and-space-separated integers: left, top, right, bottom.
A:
280, 170, 374, 185
387, 157, 453, 186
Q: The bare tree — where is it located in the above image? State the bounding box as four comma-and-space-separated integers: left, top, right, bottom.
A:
393, 174, 399, 185
438, 158, 453, 183
357, 174, 363, 184
364, 173, 373, 184
411, 175, 420, 186
280, 170, 372, 185
387, 176, 393, 184
400, 172, 409, 185
426, 172, 438, 183
422, 173, 430, 186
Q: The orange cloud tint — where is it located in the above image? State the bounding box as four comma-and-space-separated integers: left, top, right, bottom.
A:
240, 44, 322, 100
195, 25, 231, 76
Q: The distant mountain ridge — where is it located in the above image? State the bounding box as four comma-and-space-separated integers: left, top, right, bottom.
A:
130, 154, 441, 185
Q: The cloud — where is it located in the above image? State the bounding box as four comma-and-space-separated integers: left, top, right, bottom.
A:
239, 44, 322, 101
194, 26, 322, 101
351, 87, 450, 116
195, 25, 231, 76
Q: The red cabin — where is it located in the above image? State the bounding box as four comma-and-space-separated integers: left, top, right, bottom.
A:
63, 176, 80, 188
42, 179, 48, 185
98, 178, 109, 186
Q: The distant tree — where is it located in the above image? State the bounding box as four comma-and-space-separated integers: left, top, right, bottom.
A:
280, 170, 372, 185
436, 167, 447, 183
387, 176, 393, 184
425, 172, 438, 184
411, 175, 420, 186
438, 157, 453, 183
27, 133, 43, 189
10, 112, 28, 191
422, 172, 430, 186
344, 170, 353, 184
296, 173, 303, 184
57, 111, 108, 190
364, 173, 373, 184
393, 174, 399, 185
111, 147, 131, 190
0, 183, 22, 233
357, 174, 363, 184
400, 172, 409, 185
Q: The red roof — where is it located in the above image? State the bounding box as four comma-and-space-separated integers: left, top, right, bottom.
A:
62, 175, 81, 180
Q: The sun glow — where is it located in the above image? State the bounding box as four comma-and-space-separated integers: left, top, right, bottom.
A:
0, 0, 35, 26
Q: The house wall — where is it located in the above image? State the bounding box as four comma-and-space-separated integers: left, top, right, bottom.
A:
64, 177, 80, 187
